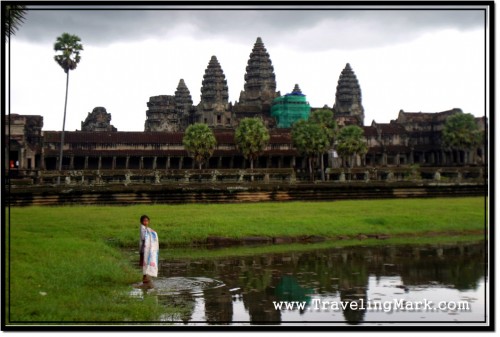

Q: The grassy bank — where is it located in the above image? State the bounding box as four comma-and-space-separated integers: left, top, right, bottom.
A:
5, 197, 486, 323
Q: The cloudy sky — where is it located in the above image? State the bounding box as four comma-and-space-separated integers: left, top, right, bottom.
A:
7, 4, 489, 132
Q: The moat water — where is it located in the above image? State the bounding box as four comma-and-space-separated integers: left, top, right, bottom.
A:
129, 241, 488, 325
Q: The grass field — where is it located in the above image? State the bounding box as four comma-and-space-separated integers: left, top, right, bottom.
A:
4, 197, 487, 323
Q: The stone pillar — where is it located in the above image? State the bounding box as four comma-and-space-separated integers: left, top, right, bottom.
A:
40, 152, 46, 170
179, 157, 184, 169
84, 156, 89, 170
19, 148, 25, 169
69, 155, 75, 170
230, 156, 234, 169
98, 156, 102, 170
218, 156, 223, 169
153, 156, 157, 170
112, 156, 116, 170
167, 156, 171, 169
140, 157, 144, 170
125, 156, 130, 170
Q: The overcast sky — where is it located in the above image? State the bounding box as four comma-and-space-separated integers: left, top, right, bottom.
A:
7, 4, 489, 132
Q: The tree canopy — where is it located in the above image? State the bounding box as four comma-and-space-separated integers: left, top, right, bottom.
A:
442, 113, 482, 150
4, 5, 26, 40
234, 117, 270, 169
292, 119, 330, 178
183, 123, 217, 169
308, 108, 337, 144
336, 125, 367, 167
54, 32, 83, 73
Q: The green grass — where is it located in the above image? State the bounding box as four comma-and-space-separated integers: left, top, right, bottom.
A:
160, 234, 486, 260
4, 197, 487, 323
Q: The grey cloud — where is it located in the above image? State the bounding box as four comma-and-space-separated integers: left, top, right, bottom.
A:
14, 7, 485, 50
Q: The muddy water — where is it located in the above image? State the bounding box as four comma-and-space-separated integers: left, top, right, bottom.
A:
130, 242, 487, 325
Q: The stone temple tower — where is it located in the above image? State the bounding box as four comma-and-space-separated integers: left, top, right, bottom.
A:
144, 95, 178, 132
333, 63, 365, 126
175, 79, 195, 130
234, 37, 279, 121
197, 55, 233, 128
81, 107, 117, 132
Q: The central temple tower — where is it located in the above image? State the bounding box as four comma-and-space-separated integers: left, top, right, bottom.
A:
234, 37, 279, 123
333, 63, 365, 126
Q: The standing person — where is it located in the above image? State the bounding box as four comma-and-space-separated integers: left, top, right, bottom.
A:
139, 215, 159, 287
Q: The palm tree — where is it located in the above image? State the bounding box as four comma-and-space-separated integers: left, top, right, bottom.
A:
336, 125, 367, 168
4, 5, 26, 40
54, 33, 83, 183
442, 112, 482, 165
308, 108, 337, 180
234, 117, 270, 171
183, 123, 217, 170
291, 120, 330, 181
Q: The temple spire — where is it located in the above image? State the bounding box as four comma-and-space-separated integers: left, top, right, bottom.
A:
175, 79, 194, 130
291, 84, 303, 95
197, 56, 232, 128
237, 37, 278, 113
333, 63, 364, 126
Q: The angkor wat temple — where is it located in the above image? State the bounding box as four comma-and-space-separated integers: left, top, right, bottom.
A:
6, 37, 487, 184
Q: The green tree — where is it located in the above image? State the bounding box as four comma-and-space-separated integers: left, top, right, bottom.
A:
234, 117, 270, 170
442, 112, 482, 165
292, 120, 330, 180
309, 108, 337, 143
309, 108, 337, 180
183, 123, 217, 169
336, 125, 367, 168
4, 5, 26, 40
54, 32, 83, 183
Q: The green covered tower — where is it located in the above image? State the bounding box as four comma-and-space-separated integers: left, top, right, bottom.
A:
271, 84, 311, 128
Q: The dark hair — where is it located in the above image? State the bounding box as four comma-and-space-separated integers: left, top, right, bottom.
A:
140, 215, 150, 223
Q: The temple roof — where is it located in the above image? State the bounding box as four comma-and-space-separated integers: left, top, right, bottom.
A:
397, 108, 462, 123
43, 130, 293, 145
286, 84, 305, 96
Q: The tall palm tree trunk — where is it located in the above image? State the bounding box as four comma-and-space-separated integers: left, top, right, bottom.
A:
320, 153, 325, 181
57, 71, 69, 184
308, 156, 313, 181
250, 158, 254, 182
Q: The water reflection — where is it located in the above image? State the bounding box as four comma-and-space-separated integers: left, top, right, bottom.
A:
132, 242, 486, 325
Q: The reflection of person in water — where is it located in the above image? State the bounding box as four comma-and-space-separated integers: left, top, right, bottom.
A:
139, 215, 159, 287
340, 287, 367, 324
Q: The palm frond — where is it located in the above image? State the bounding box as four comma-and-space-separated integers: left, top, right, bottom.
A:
4, 5, 27, 40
